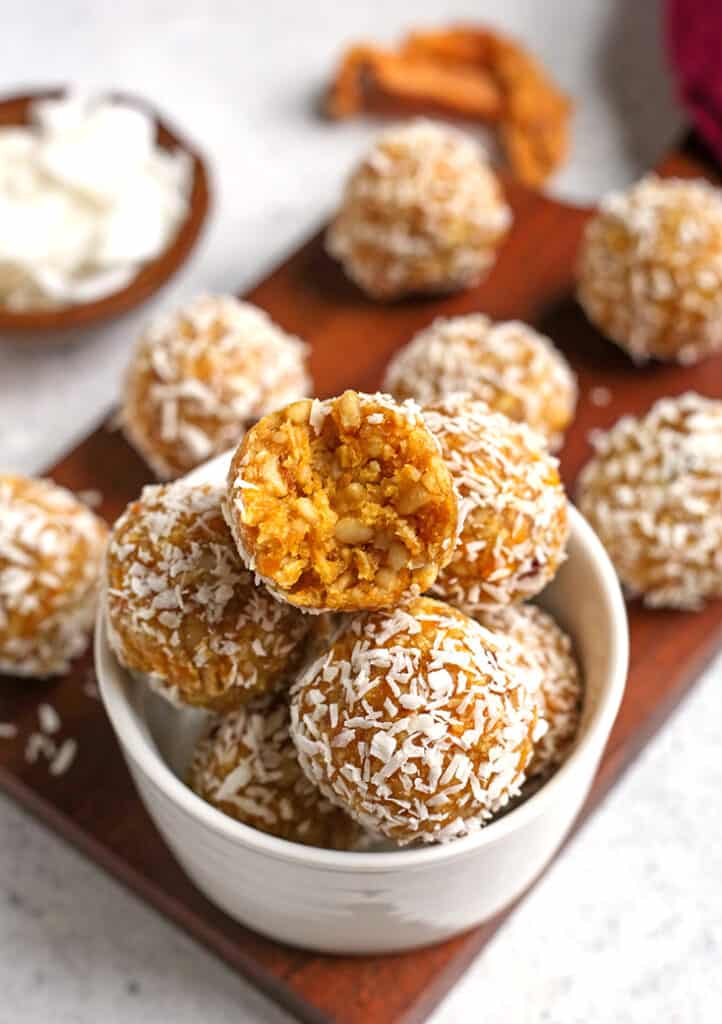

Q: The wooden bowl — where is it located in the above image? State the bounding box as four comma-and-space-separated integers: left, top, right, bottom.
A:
0, 89, 211, 335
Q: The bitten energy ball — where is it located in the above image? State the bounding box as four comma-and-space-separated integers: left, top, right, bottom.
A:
577, 175, 722, 364
423, 395, 569, 611
383, 314, 577, 450
0, 475, 107, 677
105, 482, 310, 710
577, 392, 722, 610
326, 120, 511, 300
476, 604, 582, 776
191, 695, 362, 850
290, 597, 541, 845
224, 391, 459, 613
121, 294, 312, 479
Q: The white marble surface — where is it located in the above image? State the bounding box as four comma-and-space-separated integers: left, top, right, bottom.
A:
1, 2, 720, 1022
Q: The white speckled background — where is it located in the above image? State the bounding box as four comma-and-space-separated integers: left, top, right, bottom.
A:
1, 2, 721, 1022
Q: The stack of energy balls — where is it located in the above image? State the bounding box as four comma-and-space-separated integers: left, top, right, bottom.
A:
108, 362, 580, 849
106, 384, 579, 849
101, 119, 586, 851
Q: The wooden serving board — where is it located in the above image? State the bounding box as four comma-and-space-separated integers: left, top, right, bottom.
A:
2, 137, 722, 1024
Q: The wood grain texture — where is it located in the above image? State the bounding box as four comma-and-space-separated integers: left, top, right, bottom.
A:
1, 139, 721, 1024
0, 89, 211, 335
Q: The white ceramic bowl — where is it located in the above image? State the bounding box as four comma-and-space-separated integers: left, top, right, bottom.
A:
96, 452, 628, 955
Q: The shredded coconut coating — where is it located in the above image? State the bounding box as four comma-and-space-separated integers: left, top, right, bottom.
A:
383, 314, 577, 451
577, 175, 722, 365
290, 596, 540, 845
190, 695, 363, 850
423, 395, 569, 611
577, 392, 722, 610
0, 475, 108, 678
121, 294, 312, 479
475, 604, 582, 776
105, 482, 310, 710
326, 120, 511, 300
224, 391, 459, 613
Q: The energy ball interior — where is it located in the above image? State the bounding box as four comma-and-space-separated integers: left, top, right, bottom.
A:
225, 390, 459, 612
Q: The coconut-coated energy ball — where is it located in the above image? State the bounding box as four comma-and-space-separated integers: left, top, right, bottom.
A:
0, 475, 108, 678
105, 482, 310, 710
290, 596, 541, 845
475, 604, 582, 777
326, 120, 511, 300
423, 395, 569, 612
383, 314, 577, 451
224, 390, 459, 613
121, 294, 312, 479
190, 695, 363, 850
577, 392, 722, 610
577, 175, 722, 365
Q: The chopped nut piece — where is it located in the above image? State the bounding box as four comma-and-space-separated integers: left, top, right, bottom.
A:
334, 517, 374, 545
396, 482, 431, 515
343, 482, 366, 506
296, 497, 318, 522
337, 389, 362, 429
387, 541, 409, 570
261, 455, 287, 497
287, 399, 313, 424
375, 568, 397, 589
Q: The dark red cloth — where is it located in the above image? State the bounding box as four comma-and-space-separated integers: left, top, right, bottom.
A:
667, 0, 722, 162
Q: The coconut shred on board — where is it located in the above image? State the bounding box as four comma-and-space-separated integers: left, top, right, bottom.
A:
0, 94, 192, 310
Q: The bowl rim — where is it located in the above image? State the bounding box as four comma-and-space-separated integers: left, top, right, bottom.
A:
0, 87, 211, 334
96, 486, 629, 874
